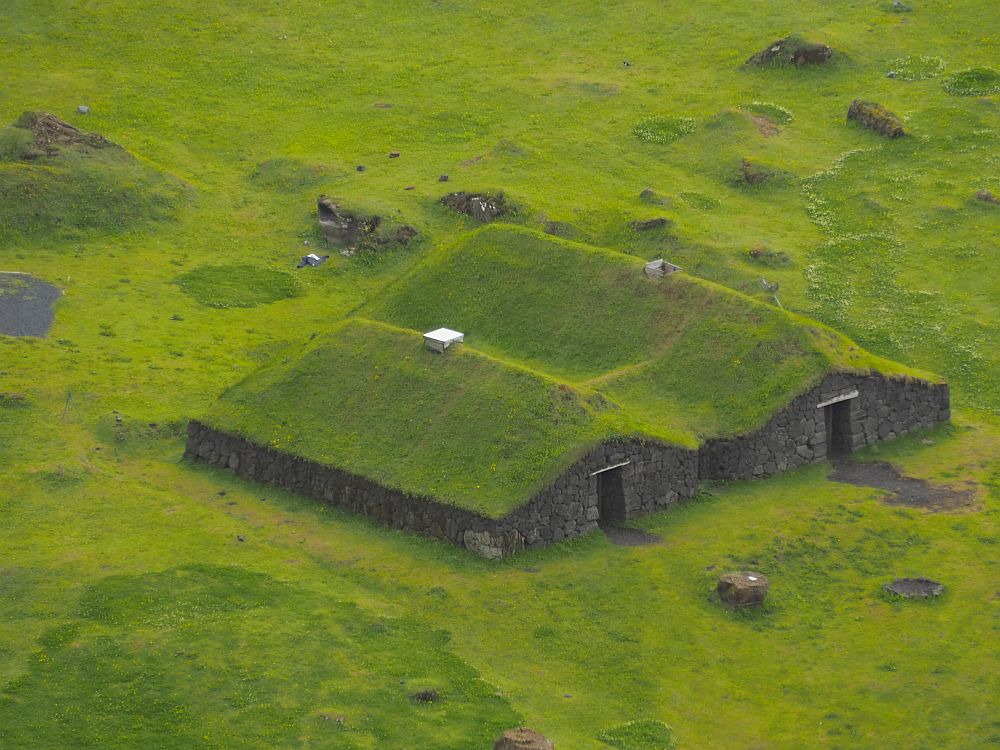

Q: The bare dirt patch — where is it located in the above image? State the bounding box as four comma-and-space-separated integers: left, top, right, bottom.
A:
600, 523, 662, 547
829, 460, 977, 511
751, 114, 779, 137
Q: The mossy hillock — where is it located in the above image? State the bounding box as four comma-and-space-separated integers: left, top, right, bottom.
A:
0, 112, 188, 244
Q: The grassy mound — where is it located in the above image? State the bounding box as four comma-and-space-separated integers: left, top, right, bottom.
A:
249, 157, 340, 193
176, 264, 301, 308
204, 319, 607, 515
889, 55, 945, 81
0, 112, 186, 243
0, 565, 518, 748
739, 101, 794, 124
598, 720, 678, 750
632, 117, 697, 144
943, 67, 1000, 95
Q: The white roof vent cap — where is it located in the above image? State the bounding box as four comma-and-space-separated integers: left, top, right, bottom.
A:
424, 328, 464, 353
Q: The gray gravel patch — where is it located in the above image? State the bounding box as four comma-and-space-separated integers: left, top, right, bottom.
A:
829, 459, 976, 511
0, 273, 61, 337
600, 523, 662, 547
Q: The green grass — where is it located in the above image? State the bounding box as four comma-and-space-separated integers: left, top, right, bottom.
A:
740, 101, 795, 124
888, 55, 946, 81
598, 720, 678, 750
632, 117, 697, 144
249, 157, 342, 193
1, 564, 518, 749
942, 67, 1000, 96
2, 0, 999, 747
176, 264, 301, 308
205, 319, 604, 515
0, 118, 187, 243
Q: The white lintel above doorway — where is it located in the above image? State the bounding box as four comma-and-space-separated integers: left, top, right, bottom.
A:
816, 389, 859, 409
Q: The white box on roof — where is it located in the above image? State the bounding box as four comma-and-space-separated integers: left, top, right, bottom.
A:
644, 258, 681, 277
424, 328, 464, 353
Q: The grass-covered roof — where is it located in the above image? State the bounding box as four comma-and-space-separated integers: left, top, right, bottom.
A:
204, 225, 937, 517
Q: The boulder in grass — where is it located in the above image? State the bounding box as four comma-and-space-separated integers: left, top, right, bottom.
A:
717, 571, 769, 608
632, 217, 671, 232
745, 36, 833, 67
317, 195, 382, 247
440, 191, 508, 223
847, 100, 905, 138
494, 728, 555, 750
975, 189, 998, 205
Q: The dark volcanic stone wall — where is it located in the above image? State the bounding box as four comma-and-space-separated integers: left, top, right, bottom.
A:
699, 373, 950, 480
187, 372, 948, 558
499, 441, 699, 551
185, 421, 697, 558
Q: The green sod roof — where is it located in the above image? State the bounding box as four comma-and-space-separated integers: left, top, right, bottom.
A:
203, 225, 938, 517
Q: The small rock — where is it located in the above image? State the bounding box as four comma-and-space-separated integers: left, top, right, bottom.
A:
884, 577, 944, 598
639, 187, 666, 205
847, 99, 905, 138
438, 174, 449, 182
738, 158, 779, 186
388, 151, 400, 158
887, 70, 897, 78
236, 535, 246, 542
404, 185, 415, 190
77, 105, 90, 115
494, 728, 555, 750
356, 165, 366, 172
218, 490, 227, 496
412, 689, 439, 703
632, 217, 671, 231
717, 571, 770, 609
543, 220, 573, 237
395, 225, 418, 244
975, 189, 999, 205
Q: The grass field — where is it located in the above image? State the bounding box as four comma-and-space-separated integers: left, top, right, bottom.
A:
1, 0, 998, 747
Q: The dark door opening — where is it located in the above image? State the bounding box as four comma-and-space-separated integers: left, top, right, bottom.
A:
597, 467, 627, 524
825, 400, 854, 458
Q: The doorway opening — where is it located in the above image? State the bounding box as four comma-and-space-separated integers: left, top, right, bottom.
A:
825, 400, 854, 458
597, 467, 627, 524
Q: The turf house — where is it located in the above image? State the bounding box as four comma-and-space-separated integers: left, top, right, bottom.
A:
186, 226, 950, 558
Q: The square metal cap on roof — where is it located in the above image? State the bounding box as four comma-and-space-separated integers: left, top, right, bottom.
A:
424, 328, 464, 352
644, 258, 681, 277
